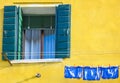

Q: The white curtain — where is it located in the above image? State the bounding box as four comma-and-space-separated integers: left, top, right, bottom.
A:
24, 29, 41, 59
24, 30, 31, 59
24, 29, 55, 59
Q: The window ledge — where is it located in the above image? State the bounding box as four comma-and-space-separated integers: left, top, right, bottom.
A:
11, 59, 63, 64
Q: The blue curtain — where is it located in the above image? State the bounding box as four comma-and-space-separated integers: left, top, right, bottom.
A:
44, 30, 55, 59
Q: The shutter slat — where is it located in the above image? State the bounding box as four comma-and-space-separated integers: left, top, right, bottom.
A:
57, 5, 70, 10
3, 37, 15, 44
57, 35, 70, 42
56, 42, 70, 49
57, 29, 68, 35
58, 10, 70, 16
4, 12, 16, 18
57, 16, 70, 23
3, 30, 15, 37
4, 6, 17, 12
4, 24, 15, 30
56, 49, 69, 58
3, 44, 15, 52
4, 18, 15, 24
58, 23, 70, 29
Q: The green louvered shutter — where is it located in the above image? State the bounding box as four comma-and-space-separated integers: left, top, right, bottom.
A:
2, 6, 18, 60
17, 7, 23, 60
55, 4, 71, 58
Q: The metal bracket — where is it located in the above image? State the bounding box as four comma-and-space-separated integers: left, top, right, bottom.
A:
2, 52, 13, 66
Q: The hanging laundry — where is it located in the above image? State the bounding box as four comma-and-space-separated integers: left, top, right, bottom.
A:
31, 30, 41, 59
25, 30, 32, 59
101, 66, 119, 79
44, 30, 55, 59
64, 66, 82, 79
83, 66, 101, 80
24, 29, 41, 59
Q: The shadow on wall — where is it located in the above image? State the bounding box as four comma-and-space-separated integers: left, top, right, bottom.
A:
16, 76, 37, 83
0, 61, 62, 71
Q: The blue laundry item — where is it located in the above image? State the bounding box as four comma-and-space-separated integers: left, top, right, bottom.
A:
64, 66, 82, 79
44, 30, 55, 59
101, 66, 119, 79
83, 67, 101, 80
50, 30, 55, 58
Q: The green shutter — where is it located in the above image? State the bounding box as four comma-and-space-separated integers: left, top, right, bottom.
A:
2, 6, 18, 60
55, 4, 71, 58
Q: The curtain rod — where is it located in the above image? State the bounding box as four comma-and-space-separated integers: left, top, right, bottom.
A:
22, 28, 55, 30
13, 2, 63, 4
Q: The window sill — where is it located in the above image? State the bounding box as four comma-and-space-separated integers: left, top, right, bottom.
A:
11, 59, 63, 64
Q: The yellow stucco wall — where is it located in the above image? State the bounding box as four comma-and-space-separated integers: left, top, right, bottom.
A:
0, 0, 120, 83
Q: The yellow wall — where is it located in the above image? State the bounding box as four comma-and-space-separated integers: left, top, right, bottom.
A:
0, 0, 120, 83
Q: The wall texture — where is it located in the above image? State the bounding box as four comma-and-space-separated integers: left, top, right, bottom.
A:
0, 0, 120, 83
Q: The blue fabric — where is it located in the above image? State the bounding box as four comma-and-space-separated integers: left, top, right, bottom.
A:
101, 66, 119, 79
49, 31, 55, 58
43, 30, 47, 59
43, 30, 55, 59
64, 66, 82, 79
44, 30, 50, 58
83, 67, 101, 80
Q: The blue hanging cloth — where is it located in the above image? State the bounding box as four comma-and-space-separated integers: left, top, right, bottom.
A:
101, 66, 119, 79
64, 66, 82, 79
83, 67, 101, 80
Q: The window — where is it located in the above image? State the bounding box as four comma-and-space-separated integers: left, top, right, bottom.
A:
2, 4, 71, 60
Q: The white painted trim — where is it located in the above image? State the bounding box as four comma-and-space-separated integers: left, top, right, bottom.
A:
16, 4, 59, 7
22, 7, 56, 15
11, 59, 63, 64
